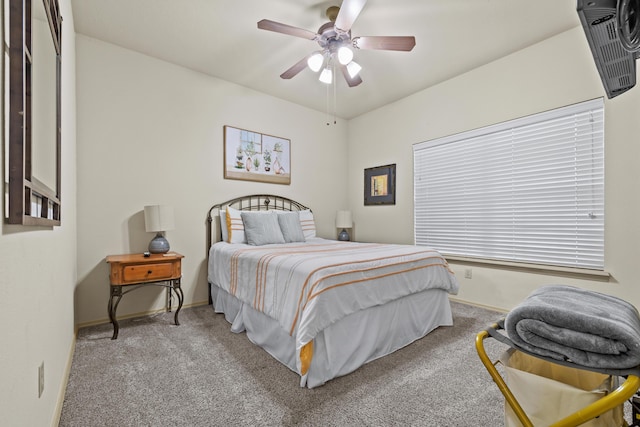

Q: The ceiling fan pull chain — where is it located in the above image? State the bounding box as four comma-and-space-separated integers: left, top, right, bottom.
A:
333, 64, 337, 125
326, 79, 331, 125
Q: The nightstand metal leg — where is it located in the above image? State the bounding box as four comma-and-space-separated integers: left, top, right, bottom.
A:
108, 286, 123, 340
173, 279, 184, 326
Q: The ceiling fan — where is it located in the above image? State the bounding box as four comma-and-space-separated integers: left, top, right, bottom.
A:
257, 0, 416, 87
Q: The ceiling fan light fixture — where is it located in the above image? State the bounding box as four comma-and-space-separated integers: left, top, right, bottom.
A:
337, 46, 354, 65
346, 61, 362, 78
307, 52, 324, 72
257, 1, 416, 88
319, 67, 333, 84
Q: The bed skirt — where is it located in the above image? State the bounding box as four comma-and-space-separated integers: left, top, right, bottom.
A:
210, 283, 453, 388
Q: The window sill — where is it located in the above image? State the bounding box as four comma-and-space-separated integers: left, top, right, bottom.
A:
444, 256, 611, 282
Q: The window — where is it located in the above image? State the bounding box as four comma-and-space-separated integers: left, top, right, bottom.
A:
413, 99, 604, 270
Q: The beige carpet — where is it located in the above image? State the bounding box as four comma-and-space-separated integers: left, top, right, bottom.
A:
58, 301, 542, 426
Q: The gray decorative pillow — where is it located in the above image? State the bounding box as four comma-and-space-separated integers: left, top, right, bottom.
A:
277, 211, 306, 243
241, 211, 285, 246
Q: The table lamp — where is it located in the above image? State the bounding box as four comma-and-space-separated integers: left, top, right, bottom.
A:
144, 205, 175, 253
336, 210, 353, 241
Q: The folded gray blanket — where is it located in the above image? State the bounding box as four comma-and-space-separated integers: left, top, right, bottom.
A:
505, 285, 640, 370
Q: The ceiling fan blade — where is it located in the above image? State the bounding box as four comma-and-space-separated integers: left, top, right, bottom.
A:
353, 36, 416, 51
257, 19, 317, 40
280, 54, 313, 79
339, 64, 363, 87
334, 0, 367, 32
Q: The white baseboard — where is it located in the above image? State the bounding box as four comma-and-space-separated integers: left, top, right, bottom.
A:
51, 332, 76, 427
449, 297, 508, 314
75, 300, 210, 329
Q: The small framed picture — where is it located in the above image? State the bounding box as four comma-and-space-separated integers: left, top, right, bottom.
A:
364, 164, 396, 205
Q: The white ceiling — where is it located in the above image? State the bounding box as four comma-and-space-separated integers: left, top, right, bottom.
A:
70, 0, 582, 120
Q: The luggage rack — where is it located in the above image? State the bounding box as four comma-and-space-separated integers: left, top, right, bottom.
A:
476, 320, 640, 427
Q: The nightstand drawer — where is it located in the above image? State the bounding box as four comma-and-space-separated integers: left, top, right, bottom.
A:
123, 263, 173, 282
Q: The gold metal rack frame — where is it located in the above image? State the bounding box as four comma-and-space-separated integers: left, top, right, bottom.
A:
476, 322, 640, 427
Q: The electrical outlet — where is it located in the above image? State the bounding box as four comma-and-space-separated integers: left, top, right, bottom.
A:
464, 268, 472, 279
38, 362, 44, 398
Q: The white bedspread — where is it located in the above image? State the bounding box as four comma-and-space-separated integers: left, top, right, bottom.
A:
208, 238, 459, 352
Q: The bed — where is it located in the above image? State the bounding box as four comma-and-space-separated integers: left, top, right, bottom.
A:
206, 194, 460, 388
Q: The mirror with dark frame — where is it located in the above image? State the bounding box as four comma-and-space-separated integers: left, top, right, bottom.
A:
6, 0, 62, 226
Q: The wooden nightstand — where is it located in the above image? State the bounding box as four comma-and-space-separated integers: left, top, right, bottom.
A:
106, 252, 184, 339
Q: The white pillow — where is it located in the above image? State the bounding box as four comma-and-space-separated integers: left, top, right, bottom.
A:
299, 210, 316, 239
225, 206, 246, 243
241, 211, 286, 246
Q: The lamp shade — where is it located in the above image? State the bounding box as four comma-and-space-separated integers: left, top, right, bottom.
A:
337, 46, 353, 65
335, 210, 353, 229
346, 61, 362, 78
319, 67, 333, 84
307, 52, 324, 72
144, 205, 175, 232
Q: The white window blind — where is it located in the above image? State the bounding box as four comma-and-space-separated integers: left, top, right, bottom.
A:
413, 99, 604, 270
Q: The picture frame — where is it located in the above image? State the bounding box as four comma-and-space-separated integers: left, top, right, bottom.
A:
364, 164, 396, 205
223, 125, 291, 185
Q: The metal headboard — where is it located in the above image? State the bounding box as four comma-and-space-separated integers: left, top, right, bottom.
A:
206, 194, 310, 251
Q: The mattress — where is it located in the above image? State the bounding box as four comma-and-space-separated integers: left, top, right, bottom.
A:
208, 237, 460, 387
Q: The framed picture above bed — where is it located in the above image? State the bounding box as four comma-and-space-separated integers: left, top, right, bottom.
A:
223, 125, 291, 185
364, 164, 396, 205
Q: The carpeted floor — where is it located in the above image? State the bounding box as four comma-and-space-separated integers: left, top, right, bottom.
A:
58, 301, 629, 426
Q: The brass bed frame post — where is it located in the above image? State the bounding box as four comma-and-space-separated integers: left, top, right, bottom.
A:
205, 204, 218, 305
476, 325, 640, 427
206, 209, 213, 257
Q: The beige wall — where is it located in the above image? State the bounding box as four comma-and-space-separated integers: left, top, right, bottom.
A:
74, 35, 349, 326
347, 27, 640, 311
0, 0, 77, 425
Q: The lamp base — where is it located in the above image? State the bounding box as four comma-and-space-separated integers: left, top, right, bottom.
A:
149, 232, 170, 254
338, 229, 350, 241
